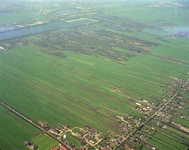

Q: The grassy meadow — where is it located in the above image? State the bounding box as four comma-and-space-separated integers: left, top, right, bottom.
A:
0, 0, 189, 149
0, 105, 39, 150
72, 128, 80, 133
0, 44, 188, 133
32, 134, 58, 150
23, 35, 41, 40
141, 147, 151, 150
173, 116, 189, 128
106, 29, 189, 64
64, 132, 81, 148
102, 1, 188, 27
153, 133, 188, 150
137, 130, 188, 150
0, 11, 36, 25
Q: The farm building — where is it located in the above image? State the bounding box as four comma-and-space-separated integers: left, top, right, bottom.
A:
136, 103, 141, 106
61, 146, 67, 150
51, 145, 59, 150
0, 46, 5, 50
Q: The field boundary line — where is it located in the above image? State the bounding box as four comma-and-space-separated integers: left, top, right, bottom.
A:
0, 101, 68, 148
115, 78, 189, 149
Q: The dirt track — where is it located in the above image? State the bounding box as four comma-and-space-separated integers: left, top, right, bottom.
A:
149, 53, 189, 65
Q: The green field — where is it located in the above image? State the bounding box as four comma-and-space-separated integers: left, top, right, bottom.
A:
1, 0, 189, 149
103, 2, 188, 27
138, 131, 180, 150
154, 133, 188, 150
106, 29, 189, 64
147, 139, 174, 150
72, 128, 81, 133
0, 105, 39, 150
32, 134, 57, 150
60, 28, 68, 31
141, 146, 151, 150
106, 29, 155, 41
181, 91, 189, 99
113, 47, 134, 54
173, 116, 189, 128
0, 44, 188, 133
167, 127, 189, 141
23, 35, 41, 40
64, 132, 81, 148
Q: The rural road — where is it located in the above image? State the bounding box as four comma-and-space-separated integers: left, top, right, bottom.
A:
0, 78, 188, 150
0, 101, 68, 149
145, 78, 189, 124
115, 78, 189, 149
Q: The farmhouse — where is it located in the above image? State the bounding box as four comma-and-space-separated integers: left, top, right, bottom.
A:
61, 146, 67, 150
49, 128, 60, 135
179, 106, 184, 109
51, 145, 59, 150
0, 46, 7, 51
178, 96, 184, 99
65, 125, 70, 128
143, 100, 148, 103
59, 125, 65, 129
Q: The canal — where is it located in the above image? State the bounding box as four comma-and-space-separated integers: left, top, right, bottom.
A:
0, 19, 94, 40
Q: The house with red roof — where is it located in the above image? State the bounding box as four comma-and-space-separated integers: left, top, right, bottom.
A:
51, 145, 59, 150
61, 146, 67, 150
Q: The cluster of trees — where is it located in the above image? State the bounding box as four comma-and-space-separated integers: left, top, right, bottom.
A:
61, 30, 137, 60
32, 26, 160, 62
34, 29, 137, 61
97, 29, 160, 52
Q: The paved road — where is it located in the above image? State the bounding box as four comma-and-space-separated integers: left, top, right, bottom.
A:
145, 78, 189, 124
115, 78, 189, 149
0, 101, 68, 149
1, 78, 188, 150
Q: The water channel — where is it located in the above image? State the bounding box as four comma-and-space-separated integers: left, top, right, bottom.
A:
0, 19, 94, 40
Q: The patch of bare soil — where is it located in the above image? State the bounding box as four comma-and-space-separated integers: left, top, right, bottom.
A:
169, 77, 178, 80
180, 126, 189, 133
148, 5, 161, 7
111, 88, 121, 93
160, 23, 178, 26
104, 58, 111, 62
108, 114, 118, 121
103, 106, 117, 113
162, 125, 168, 129
160, 1, 184, 7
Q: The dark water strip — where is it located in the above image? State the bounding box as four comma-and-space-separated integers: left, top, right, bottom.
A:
0, 20, 94, 40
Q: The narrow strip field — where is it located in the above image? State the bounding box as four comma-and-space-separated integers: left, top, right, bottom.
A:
0, 45, 188, 134
153, 133, 188, 150
0, 105, 39, 150
173, 116, 189, 128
